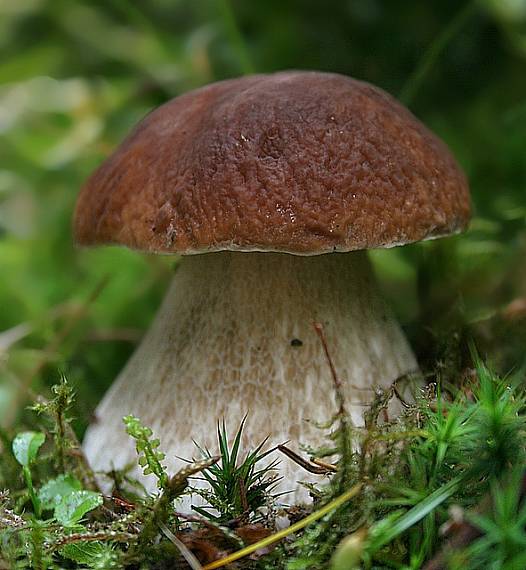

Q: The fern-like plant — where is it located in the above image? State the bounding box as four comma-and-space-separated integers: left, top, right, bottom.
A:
123, 415, 168, 490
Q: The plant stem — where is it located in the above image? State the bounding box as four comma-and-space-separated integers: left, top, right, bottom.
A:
218, 0, 254, 75
23, 466, 41, 519
399, 1, 477, 106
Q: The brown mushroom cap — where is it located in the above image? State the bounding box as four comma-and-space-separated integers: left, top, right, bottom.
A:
74, 71, 470, 255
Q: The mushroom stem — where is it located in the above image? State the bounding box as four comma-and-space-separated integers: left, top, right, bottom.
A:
83, 251, 417, 502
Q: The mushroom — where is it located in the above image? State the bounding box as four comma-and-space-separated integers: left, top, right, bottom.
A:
74, 71, 470, 502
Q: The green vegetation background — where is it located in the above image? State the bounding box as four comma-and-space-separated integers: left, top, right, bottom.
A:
0, 0, 525, 435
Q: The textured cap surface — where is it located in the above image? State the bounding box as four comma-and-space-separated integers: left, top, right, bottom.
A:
74, 71, 470, 255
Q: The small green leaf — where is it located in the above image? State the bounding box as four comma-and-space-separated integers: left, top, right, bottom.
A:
12, 431, 45, 467
61, 542, 109, 564
38, 474, 82, 511
55, 490, 103, 526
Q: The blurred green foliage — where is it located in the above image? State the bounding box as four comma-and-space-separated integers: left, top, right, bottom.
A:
0, 0, 525, 434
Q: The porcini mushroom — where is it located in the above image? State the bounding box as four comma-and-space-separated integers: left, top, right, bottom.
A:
75, 71, 470, 501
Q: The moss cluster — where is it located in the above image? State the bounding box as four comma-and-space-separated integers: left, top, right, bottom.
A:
1, 350, 525, 569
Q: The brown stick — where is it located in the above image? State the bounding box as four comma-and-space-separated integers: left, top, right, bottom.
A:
277, 444, 331, 475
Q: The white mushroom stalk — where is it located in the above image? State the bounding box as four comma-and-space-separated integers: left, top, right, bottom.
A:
83, 250, 418, 502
